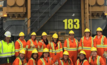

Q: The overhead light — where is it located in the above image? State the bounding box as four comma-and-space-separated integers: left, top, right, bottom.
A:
0, 5, 2, 7
105, 13, 107, 15
3, 14, 7, 17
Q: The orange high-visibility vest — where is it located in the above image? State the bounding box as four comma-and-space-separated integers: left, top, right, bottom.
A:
75, 59, 89, 65
89, 55, 105, 65
13, 57, 27, 65
64, 38, 78, 51
27, 58, 37, 65
78, 36, 93, 50
15, 39, 27, 57
38, 57, 52, 65
50, 41, 63, 63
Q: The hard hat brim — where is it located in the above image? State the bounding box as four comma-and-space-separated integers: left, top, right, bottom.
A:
63, 54, 69, 55
20, 53, 25, 54
31, 35, 36, 36
42, 35, 47, 36
79, 53, 86, 55
85, 31, 90, 33
19, 35, 25, 37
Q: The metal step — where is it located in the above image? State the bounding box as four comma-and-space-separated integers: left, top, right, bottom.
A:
25, 0, 67, 40
32, 0, 67, 32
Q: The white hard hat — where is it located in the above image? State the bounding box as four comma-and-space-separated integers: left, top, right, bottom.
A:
4, 31, 11, 37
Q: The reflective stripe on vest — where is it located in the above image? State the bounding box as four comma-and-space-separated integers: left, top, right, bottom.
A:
60, 60, 64, 65
94, 36, 105, 48
40, 58, 51, 65
50, 41, 61, 53
64, 38, 78, 51
77, 59, 87, 65
16, 39, 26, 52
17, 57, 22, 65
40, 58, 45, 65
0, 40, 15, 58
89, 56, 101, 65
81, 37, 93, 50
28, 39, 38, 51
30, 58, 35, 65
60, 60, 70, 65
39, 40, 50, 52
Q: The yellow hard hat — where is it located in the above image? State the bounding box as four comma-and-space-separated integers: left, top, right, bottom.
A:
31, 32, 36, 36
63, 51, 69, 55
91, 47, 97, 51
42, 32, 47, 36
69, 30, 74, 34
96, 27, 103, 31
52, 33, 58, 38
80, 50, 86, 55
43, 48, 49, 52
32, 49, 38, 53
19, 32, 25, 36
84, 28, 90, 32
19, 49, 25, 54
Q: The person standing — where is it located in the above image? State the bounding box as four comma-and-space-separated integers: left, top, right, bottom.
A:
27, 49, 38, 65
89, 47, 105, 65
94, 27, 107, 62
58, 51, 73, 65
0, 31, 15, 65
75, 50, 89, 65
13, 49, 27, 65
78, 28, 93, 59
64, 30, 78, 64
15, 32, 27, 58
50, 33, 63, 65
38, 32, 51, 58
27, 32, 38, 60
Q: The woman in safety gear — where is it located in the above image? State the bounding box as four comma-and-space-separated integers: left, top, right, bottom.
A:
38, 48, 52, 65
78, 28, 93, 59
50, 33, 63, 65
89, 47, 105, 65
27, 49, 38, 65
27, 32, 38, 60
13, 49, 27, 65
75, 50, 89, 65
0, 31, 15, 65
64, 30, 78, 64
38, 32, 51, 58
94, 27, 107, 63
58, 51, 73, 65
15, 32, 27, 58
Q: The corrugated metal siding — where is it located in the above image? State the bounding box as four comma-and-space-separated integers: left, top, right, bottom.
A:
37, 0, 82, 38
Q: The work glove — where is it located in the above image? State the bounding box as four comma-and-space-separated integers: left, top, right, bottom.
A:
55, 60, 58, 65
30, 44, 35, 48
103, 51, 107, 58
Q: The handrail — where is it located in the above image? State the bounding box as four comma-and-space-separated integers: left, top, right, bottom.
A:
0, 0, 59, 40
0, 24, 26, 36
25, 0, 57, 39
0, 0, 49, 36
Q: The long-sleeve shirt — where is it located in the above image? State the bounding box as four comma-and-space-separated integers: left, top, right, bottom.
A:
89, 55, 105, 65
58, 59, 73, 65
75, 59, 89, 65
38, 57, 53, 65
50, 41, 63, 63
27, 58, 37, 65
13, 57, 27, 65
15, 39, 27, 57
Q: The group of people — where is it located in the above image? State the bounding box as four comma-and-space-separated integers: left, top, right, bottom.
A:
0, 27, 107, 65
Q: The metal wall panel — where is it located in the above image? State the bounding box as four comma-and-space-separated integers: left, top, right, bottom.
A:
37, 0, 82, 38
